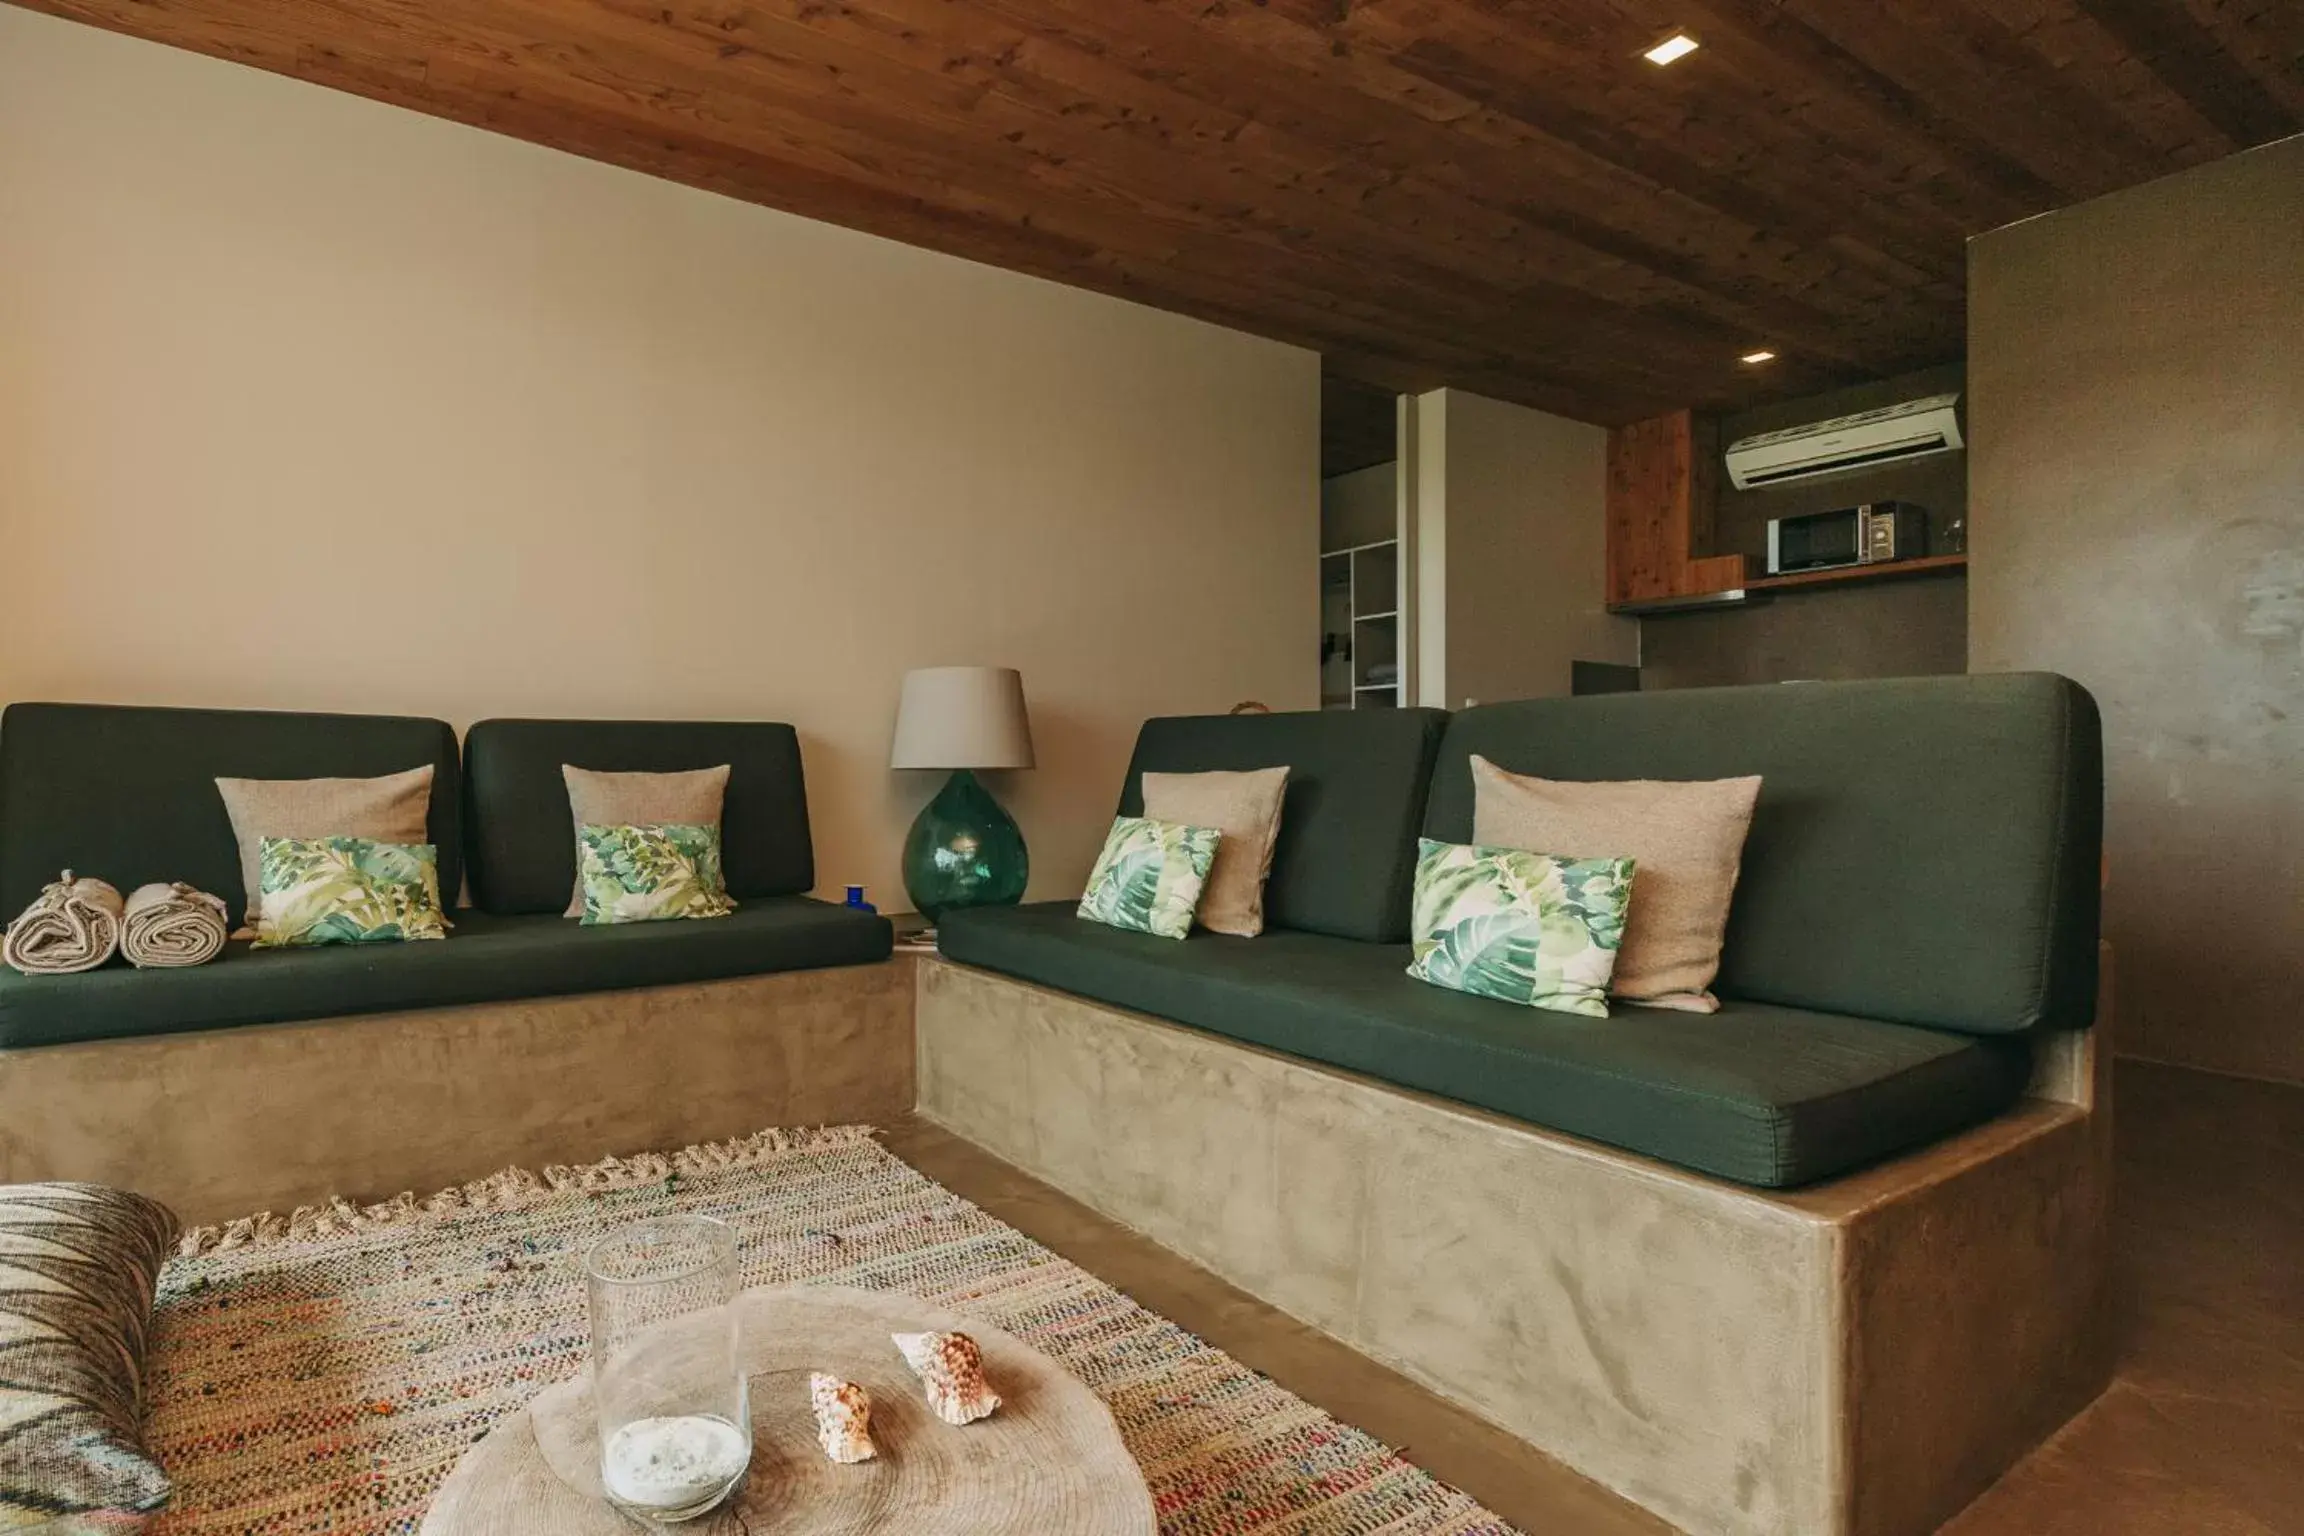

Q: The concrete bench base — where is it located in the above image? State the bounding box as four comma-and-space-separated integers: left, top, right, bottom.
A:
915, 955, 2114, 1536
0, 958, 915, 1225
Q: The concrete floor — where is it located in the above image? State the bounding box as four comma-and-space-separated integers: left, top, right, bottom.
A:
885, 1060, 2304, 1535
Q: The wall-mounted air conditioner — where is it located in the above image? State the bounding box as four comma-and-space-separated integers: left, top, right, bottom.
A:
1724, 393, 1964, 490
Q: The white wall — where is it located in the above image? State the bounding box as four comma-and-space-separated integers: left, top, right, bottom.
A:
1411, 389, 1635, 708
0, 9, 1317, 909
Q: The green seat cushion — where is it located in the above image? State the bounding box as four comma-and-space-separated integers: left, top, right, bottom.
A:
1116, 707, 1447, 943
463, 719, 815, 915
0, 898, 891, 1051
939, 903, 2032, 1188
0, 702, 461, 922
1424, 674, 2103, 1036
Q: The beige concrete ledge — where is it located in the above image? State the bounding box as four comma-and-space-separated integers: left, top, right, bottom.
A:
916, 955, 2114, 1536
0, 958, 915, 1225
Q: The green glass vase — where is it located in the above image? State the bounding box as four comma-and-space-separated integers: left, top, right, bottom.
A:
901, 769, 1028, 921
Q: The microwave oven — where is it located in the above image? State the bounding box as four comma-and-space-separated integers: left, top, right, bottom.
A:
1765, 502, 1927, 575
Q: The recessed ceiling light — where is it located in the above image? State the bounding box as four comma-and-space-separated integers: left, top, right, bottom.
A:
1741, 349, 1778, 365
1644, 33, 1700, 66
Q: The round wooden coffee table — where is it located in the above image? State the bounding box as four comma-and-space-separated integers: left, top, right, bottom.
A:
421, 1285, 1157, 1535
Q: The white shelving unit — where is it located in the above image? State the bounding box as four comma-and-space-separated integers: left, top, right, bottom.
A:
1320, 538, 1401, 709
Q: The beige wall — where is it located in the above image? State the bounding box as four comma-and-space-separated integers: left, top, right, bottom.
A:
1970, 136, 2303, 1085
0, 9, 1317, 910
1411, 389, 1636, 709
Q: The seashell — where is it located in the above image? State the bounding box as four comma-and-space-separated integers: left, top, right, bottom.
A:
890, 1330, 1001, 1426
809, 1372, 877, 1464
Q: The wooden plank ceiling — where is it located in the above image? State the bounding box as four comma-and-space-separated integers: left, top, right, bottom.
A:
17, 0, 2299, 424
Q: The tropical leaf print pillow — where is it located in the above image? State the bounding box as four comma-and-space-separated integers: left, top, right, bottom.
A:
1406, 838, 1635, 1017
1076, 816, 1221, 940
578, 823, 737, 925
254, 835, 449, 947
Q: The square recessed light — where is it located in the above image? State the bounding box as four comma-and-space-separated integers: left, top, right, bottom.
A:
1741, 349, 1778, 365
1644, 33, 1700, 66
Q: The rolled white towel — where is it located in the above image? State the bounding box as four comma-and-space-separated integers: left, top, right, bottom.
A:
121, 882, 230, 969
3, 870, 125, 975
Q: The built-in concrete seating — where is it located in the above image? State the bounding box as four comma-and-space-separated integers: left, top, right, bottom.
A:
935, 906, 2031, 1187
0, 900, 891, 1050
0, 703, 907, 1220
941, 675, 2098, 1187
0, 704, 891, 1048
922, 675, 2112, 1536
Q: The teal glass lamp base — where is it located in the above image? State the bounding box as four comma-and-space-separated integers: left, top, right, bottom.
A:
902, 769, 1029, 922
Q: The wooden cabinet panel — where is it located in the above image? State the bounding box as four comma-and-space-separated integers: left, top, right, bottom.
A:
1606, 411, 1739, 607
1605, 414, 1681, 605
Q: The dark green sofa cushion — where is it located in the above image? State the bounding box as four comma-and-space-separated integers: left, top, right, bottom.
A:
464, 720, 815, 915
0, 898, 891, 1051
939, 903, 2032, 1188
1423, 674, 2102, 1037
0, 702, 460, 920
1116, 707, 1447, 943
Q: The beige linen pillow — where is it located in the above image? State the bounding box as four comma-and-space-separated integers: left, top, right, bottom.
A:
216, 765, 434, 935
1470, 755, 1761, 1013
561, 764, 731, 916
1141, 767, 1289, 937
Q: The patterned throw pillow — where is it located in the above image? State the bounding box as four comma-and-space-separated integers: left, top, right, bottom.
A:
215, 766, 435, 936
253, 836, 449, 948
1406, 838, 1635, 1017
1076, 816, 1221, 941
560, 765, 731, 918
0, 1183, 178, 1529
577, 823, 737, 925
1470, 757, 1761, 1013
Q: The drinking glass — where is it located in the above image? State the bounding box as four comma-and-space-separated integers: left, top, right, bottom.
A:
584, 1215, 751, 1520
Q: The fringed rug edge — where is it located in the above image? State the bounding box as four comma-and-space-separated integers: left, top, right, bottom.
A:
177, 1123, 882, 1257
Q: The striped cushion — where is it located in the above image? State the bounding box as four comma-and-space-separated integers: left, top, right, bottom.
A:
0, 1184, 177, 1529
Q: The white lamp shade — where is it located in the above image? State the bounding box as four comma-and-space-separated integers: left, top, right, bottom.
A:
890, 666, 1035, 771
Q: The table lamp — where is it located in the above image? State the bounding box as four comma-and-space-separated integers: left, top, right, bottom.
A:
890, 666, 1034, 921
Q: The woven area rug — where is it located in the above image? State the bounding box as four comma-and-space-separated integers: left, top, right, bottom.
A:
144, 1126, 1523, 1535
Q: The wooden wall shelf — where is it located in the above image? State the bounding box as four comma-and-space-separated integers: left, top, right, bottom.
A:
1746, 554, 1968, 592
1610, 554, 1969, 616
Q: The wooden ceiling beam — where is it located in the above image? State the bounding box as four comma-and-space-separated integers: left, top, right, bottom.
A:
1953, 0, 2237, 163
501, 0, 1910, 387
2194, 2, 2304, 118
1656, 0, 2069, 212
6, 0, 2291, 424
1386, 34, 1952, 282
709, 0, 1953, 377
961, 0, 1953, 349
2071, 0, 2300, 145
1101, 0, 1970, 371
1778, 0, 2181, 190
1389, 0, 1992, 263
1158, 0, 1964, 279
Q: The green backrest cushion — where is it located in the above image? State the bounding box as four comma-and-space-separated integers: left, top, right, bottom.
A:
1116, 708, 1447, 943
463, 719, 814, 915
0, 702, 460, 919
1422, 674, 2102, 1035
